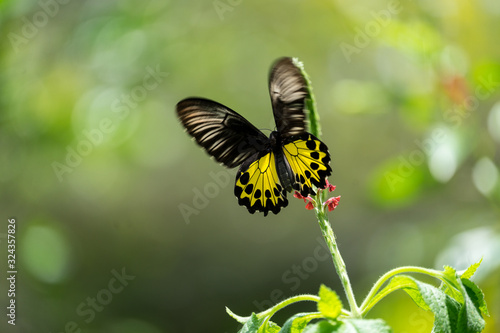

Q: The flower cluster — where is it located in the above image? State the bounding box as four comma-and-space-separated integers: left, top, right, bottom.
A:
294, 179, 341, 212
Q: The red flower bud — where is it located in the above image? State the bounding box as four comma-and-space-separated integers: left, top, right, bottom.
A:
305, 201, 315, 210
325, 196, 341, 212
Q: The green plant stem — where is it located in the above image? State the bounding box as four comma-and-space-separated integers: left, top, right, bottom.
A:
257, 294, 351, 321
296, 56, 360, 318
257, 294, 321, 319
359, 265, 449, 316
293, 57, 321, 138
314, 199, 361, 318
227, 294, 323, 324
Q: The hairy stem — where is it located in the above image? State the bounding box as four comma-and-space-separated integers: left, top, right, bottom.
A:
226, 294, 322, 324
296, 57, 360, 318
315, 202, 360, 318
293, 57, 321, 138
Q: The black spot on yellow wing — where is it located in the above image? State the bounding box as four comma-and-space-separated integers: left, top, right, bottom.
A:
234, 152, 288, 216
282, 133, 332, 197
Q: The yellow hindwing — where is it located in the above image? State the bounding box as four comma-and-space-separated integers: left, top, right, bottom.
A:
282, 134, 332, 196
234, 152, 288, 216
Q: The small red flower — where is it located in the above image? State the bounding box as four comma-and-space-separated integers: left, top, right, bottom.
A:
305, 201, 315, 210
294, 191, 316, 209
325, 179, 336, 192
325, 196, 341, 212
294, 191, 306, 200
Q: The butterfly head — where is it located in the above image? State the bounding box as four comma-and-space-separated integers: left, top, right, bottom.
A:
269, 130, 280, 147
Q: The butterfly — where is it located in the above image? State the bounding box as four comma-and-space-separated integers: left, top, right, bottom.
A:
176, 57, 332, 216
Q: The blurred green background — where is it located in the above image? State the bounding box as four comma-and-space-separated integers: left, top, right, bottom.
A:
1, 0, 499, 332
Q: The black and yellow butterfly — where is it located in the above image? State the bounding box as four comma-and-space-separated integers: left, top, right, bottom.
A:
176, 57, 331, 216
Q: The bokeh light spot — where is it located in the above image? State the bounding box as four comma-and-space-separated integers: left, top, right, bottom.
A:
427, 128, 458, 183
472, 157, 498, 196
487, 102, 500, 143
21, 224, 72, 284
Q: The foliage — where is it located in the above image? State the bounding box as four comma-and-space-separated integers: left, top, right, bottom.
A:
228, 261, 488, 332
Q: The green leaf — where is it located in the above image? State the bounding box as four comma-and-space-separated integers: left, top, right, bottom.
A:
278, 313, 317, 333
337, 319, 392, 333
461, 278, 489, 317
440, 283, 463, 305
237, 313, 263, 333
318, 285, 342, 320
393, 275, 461, 332
457, 280, 485, 333
362, 274, 427, 314
440, 266, 463, 303
302, 319, 392, 333
260, 321, 281, 333
443, 265, 457, 279
382, 275, 430, 311
461, 259, 482, 280
302, 321, 337, 333
390, 273, 486, 332
413, 279, 462, 333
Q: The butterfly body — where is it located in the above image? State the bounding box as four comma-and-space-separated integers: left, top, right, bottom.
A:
271, 131, 295, 193
177, 57, 332, 216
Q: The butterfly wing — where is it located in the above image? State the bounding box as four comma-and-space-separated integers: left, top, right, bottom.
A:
178, 58, 330, 216
269, 57, 309, 137
269, 59, 332, 197
282, 133, 332, 197
234, 151, 288, 216
176, 98, 269, 168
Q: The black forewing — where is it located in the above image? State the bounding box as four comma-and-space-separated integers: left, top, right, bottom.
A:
268, 57, 309, 137
176, 98, 269, 168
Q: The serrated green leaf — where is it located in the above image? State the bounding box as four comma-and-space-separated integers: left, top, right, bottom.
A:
461, 278, 489, 317
238, 313, 263, 333
415, 278, 462, 333
443, 265, 457, 279
318, 285, 342, 320
260, 320, 281, 333
279, 313, 317, 333
457, 279, 485, 333
440, 282, 464, 305
461, 259, 482, 280
301, 318, 392, 332
393, 276, 461, 332
440, 266, 464, 303
363, 274, 427, 313
386, 275, 430, 311
302, 321, 338, 333
337, 319, 392, 333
